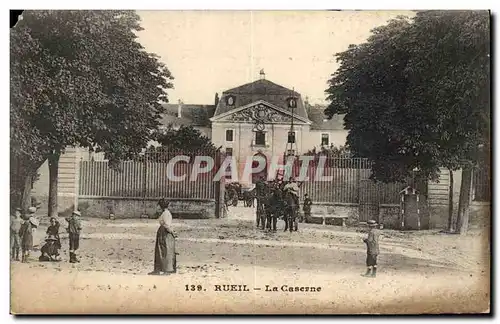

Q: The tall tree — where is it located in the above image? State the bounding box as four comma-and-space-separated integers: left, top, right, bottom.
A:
10, 10, 174, 216
151, 125, 216, 153
325, 11, 490, 234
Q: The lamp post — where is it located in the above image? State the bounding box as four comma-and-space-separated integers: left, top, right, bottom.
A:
284, 88, 298, 180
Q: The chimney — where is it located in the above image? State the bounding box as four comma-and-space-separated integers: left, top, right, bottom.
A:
259, 69, 265, 80
177, 99, 183, 118
215, 93, 219, 106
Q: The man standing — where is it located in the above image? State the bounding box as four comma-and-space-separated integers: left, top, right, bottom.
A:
283, 178, 300, 206
302, 194, 313, 223
66, 210, 82, 263
10, 207, 22, 261
255, 176, 267, 228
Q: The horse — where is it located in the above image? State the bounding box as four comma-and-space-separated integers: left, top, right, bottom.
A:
282, 189, 299, 232
254, 179, 271, 228
243, 188, 256, 207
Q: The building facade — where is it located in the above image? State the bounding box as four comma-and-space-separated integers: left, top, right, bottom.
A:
160, 75, 347, 185
30, 74, 489, 229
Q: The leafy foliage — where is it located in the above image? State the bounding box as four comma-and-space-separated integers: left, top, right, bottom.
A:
325, 11, 490, 183
10, 10, 174, 205
11, 10, 173, 163
304, 144, 352, 158
138, 125, 218, 161
153, 125, 216, 152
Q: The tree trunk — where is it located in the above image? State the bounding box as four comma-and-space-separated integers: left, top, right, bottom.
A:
20, 173, 33, 213
447, 168, 454, 232
456, 167, 473, 235
48, 152, 61, 218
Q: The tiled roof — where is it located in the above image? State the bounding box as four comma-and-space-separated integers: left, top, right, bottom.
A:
213, 79, 309, 120
160, 104, 215, 127
157, 93, 345, 131
307, 104, 345, 130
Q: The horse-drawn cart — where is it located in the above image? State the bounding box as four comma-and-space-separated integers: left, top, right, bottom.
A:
225, 182, 255, 207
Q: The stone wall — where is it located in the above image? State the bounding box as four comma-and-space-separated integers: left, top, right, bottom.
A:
78, 197, 217, 219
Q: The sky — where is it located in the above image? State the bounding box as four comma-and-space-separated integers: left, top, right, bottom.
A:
136, 10, 414, 105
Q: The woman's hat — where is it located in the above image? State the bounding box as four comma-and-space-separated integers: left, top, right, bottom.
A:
29, 216, 39, 227
28, 206, 37, 214
72, 210, 81, 216
367, 220, 378, 227
46, 235, 57, 241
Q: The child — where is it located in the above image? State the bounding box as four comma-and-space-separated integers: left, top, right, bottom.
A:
10, 207, 22, 261
19, 207, 38, 263
302, 194, 313, 223
362, 219, 380, 278
66, 210, 82, 263
39, 217, 62, 261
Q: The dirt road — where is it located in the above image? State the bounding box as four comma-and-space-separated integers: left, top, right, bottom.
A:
10, 207, 490, 314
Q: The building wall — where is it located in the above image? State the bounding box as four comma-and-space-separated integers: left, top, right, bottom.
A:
307, 130, 348, 150
31, 147, 80, 213
427, 168, 490, 229
211, 121, 313, 185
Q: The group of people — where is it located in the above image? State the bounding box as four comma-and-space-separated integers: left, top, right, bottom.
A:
10, 207, 38, 262
253, 177, 313, 224
10, 207, 83, 263
11, 196, 378, 278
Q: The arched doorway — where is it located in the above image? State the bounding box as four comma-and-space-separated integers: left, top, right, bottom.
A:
251, 153, 268, 184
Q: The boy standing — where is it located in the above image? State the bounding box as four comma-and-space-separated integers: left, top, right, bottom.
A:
362, 219, 380, 278
66, 210, 82, 263
10, 207, 22, 261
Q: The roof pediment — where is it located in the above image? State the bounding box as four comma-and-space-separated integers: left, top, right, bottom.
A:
210, 100, 311, 124
212, 79, 309, 120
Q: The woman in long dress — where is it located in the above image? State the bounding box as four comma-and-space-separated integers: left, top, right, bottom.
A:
149, 199, 176, 276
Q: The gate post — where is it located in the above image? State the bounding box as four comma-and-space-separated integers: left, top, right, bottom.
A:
142, 152, 148, 216
214, 149, 225, 218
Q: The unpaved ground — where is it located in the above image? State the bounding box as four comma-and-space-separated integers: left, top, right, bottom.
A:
10, 206, 490, 314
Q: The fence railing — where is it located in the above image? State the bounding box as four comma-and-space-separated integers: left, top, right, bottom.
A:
79, 150, 426, 205
79, 148, 222, 200
294, 157, 427, 205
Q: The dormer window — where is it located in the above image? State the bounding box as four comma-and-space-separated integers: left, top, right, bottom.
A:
226, 95, 235, 106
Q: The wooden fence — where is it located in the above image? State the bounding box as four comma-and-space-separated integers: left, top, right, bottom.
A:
293, 156, 427, 205
79, 150, 426, 207
79, 149, 222, 200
